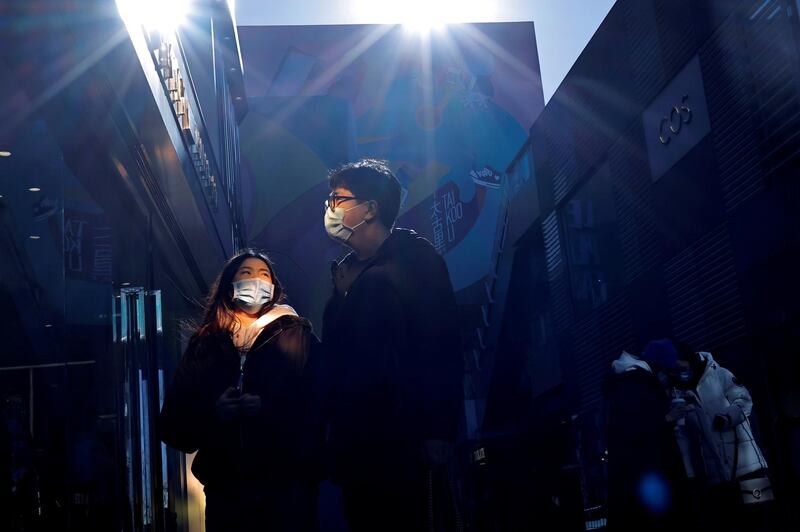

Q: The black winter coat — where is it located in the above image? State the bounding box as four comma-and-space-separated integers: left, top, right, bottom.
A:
321, 229, 463, 485
158, 315, 322, 487
604, 367, 687, 531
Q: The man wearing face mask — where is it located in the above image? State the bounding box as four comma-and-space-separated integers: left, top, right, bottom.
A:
604, 340, 688, 532
320, 159, 463, 532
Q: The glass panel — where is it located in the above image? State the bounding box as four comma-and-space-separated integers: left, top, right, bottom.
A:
560, 162, 623, 318
1, 63, 189, 531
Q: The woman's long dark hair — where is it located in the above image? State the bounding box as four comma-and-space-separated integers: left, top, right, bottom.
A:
194, 249, 285, 338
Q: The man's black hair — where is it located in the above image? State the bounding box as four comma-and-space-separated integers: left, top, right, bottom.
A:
328, 158, 402, 229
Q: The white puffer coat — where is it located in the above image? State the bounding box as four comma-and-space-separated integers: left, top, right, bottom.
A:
673, 352, 768, 481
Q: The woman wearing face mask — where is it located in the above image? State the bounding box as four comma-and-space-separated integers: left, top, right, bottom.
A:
666, 341, 772, 532
159, 250, 322, 532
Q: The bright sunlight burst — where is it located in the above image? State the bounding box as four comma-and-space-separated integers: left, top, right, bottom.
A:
116, 0, 191, 34
353, 0, 498, 33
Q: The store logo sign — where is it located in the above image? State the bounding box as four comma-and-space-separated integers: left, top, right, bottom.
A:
642, 55, 711, 182
658, 94, 693, 145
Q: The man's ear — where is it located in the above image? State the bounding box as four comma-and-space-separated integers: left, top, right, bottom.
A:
364, 200, 379, 222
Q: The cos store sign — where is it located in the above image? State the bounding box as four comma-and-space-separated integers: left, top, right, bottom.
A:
658, 94, 693, 145
642, 55, 711, 182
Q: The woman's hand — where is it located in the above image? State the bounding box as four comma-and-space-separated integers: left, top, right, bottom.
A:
713, 413, 731, 431
239, 394, 262, 417
215, 387, 241, 421
665, 403, 694, 423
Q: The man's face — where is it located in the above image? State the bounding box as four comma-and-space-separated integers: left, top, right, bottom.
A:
327, 186, 374, 250
328, 186, 366, 227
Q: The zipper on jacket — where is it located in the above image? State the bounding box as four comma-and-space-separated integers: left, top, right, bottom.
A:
238, 352, 247, 456
238, 354, 246, 394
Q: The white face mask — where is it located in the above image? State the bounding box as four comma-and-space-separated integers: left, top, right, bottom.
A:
324, 202, 367, 245
231, 278, 274, 313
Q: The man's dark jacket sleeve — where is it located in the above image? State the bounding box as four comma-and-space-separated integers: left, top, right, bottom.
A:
410, 247, 463, 441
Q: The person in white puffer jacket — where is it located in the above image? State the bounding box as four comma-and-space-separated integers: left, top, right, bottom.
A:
669, 349, 767, 479
666, 342, 773, 531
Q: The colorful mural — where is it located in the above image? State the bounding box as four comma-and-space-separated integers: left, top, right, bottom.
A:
238, 23, 544, 325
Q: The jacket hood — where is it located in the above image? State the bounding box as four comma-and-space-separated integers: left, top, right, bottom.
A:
611, 351, 653, 374
696, 351, 715, 366
693, 351, 718, 382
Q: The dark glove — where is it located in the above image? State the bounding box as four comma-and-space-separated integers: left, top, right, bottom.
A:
713, 414, 731, 431
215, 387, 241, 421
239, 394, 262, 417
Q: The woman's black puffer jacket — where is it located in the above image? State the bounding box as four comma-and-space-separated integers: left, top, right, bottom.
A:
158, 315, 323, 487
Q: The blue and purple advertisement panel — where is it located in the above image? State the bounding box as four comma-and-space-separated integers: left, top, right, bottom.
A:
238, 23, 543, 323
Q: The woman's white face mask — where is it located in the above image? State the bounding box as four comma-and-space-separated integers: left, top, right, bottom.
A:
324, 202, 367, 245
231, 278, 274, 313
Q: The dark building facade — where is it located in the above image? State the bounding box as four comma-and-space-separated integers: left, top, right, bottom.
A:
0, 1, 247, 529
476, 0, 800, 527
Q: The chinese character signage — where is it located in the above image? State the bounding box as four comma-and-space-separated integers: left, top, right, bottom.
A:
64, 210, 112, 283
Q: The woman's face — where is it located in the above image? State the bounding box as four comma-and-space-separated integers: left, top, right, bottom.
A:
667, 359, 691, 377
232, 257, 273, 284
